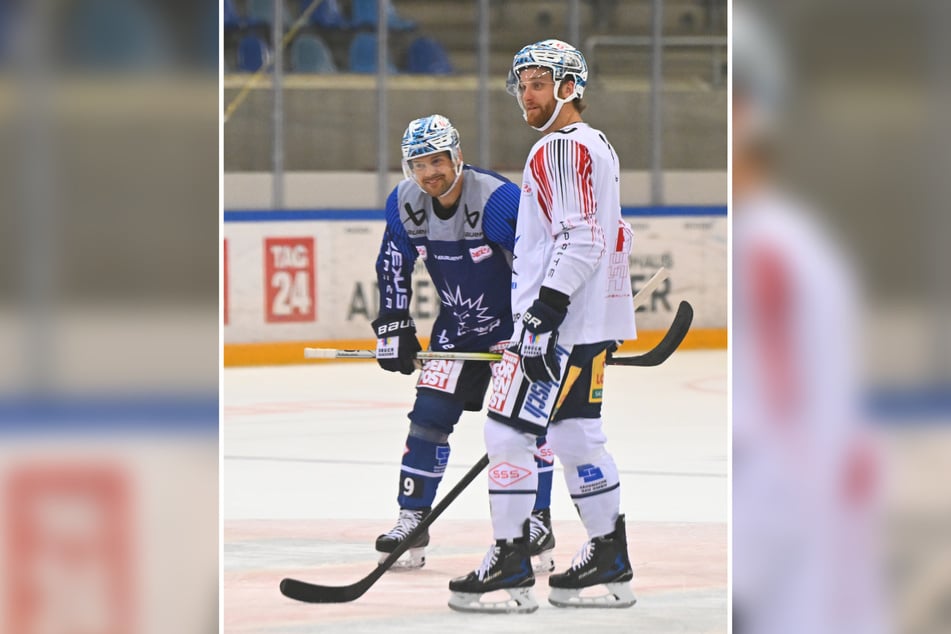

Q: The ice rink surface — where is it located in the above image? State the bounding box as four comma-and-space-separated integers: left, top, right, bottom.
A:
224, 350, 727, 632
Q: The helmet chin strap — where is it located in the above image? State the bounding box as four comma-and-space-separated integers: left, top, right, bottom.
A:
414, 156, 464, 200
437, 162, 464, 200
523, 79, 572, 132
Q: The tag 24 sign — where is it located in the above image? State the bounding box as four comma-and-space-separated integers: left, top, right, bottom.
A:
265, 237, 316, 323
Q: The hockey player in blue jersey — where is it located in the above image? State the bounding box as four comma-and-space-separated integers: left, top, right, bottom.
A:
371, 114, 556, 572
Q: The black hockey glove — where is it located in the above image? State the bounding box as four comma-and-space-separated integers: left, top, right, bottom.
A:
516, 291, 569, 383
371, 314, 421, 375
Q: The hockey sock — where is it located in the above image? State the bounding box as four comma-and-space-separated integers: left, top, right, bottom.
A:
533, 435, 554, 511
484, 417, 537, 540
397, 429, 450, 509
548, 417, 621, 538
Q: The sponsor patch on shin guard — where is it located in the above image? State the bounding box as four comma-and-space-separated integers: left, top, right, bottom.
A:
576, 463, 609, 494
488, 462, 533, 488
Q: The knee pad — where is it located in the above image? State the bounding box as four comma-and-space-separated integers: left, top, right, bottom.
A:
408, 390, 465, 436
547, 417, 608, 466
484, 417, 537, 460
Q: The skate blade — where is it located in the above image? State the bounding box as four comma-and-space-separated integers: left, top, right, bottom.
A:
378, 546, 426, 571
448, 587, 539, 614
532, 550, 555, 574
548, 582, 637, 608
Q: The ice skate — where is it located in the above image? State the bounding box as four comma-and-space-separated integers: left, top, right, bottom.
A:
528, 508, 556, 573
448, 523, 537, 613
375, 508, 430, 570
548, 514, 636, 608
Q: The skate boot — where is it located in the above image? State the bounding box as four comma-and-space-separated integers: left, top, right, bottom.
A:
375, 507, 430, 570
548, 514, 636, 608
528, 508, 556, 573
448, 521, 537, 613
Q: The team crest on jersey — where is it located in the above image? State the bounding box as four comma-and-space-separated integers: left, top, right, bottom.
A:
522, 183, 533, 195
469, 244, 493, 263
416, 245, 427, 260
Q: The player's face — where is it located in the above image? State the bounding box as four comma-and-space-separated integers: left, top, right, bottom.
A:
408, 151, 456, 198
516, 67, 558, 128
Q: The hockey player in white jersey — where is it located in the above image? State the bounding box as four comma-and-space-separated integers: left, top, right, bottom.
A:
448, 41, 637, 613
372, 114, 557, 573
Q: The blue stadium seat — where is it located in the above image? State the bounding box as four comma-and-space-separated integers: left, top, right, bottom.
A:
348, 32, 397, 73
406, 36, 452, 74
304, 0, 350, 30
224, 0, 243, 30
351, 0, 417, 31
237, 34, 271, 72
245, 0, 273, 28
290, 33, 338, 73
69, 0, 170, 70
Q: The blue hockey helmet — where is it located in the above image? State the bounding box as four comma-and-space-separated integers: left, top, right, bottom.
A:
400, 114, 464, 195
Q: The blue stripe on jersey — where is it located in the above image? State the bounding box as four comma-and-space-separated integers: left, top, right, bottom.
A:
482, 181, 520, 252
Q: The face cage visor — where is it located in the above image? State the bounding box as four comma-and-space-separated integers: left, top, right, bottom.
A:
401, 147, 464, 198
506, 66, 576, 132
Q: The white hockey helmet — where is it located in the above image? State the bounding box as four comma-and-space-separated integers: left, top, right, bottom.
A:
506, 39, 588, 131
400, 114, 464, 196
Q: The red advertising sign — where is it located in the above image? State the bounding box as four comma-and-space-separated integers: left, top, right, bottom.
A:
264, 237, 316, 323
5, 465, 133, 634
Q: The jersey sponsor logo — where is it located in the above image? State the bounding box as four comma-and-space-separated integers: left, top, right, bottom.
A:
487, 350, 520, 417
382, 240, 409, 311
521, 378, 558, 424
416, 245, 427, 260
463, 204, 481, 228
488, 462, 532, 488
469, 244, 493, 263
434, 254, 464, 261
522, 183, 533, 196
590, 350, 606, 402
404, 203, 426, 226
416, 359, 464, 393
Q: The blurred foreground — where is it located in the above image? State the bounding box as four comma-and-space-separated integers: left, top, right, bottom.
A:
0, 1, 218, 632
733, 2, 950, 633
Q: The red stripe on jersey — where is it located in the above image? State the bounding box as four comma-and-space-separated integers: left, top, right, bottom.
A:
749, 246, 798, 420
574, 142, 595, 221
529, 146, 553, 223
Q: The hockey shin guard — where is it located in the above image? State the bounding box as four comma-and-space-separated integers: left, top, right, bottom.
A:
397, 427, 450, 509
484, 417, 537, 540
548, 417, 621, 538
533, 435, 554, 512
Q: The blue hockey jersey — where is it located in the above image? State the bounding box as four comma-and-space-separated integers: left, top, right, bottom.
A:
375, 165, 520, 352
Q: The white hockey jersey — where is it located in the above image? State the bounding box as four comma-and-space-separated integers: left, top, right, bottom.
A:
513, 122, 636, 346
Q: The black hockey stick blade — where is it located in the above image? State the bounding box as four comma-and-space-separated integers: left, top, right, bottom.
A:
279, 453, 491, 604
607, 300, 694, 367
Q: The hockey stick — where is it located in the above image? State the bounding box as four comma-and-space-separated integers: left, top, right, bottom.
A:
608, 299, 693, 366
303, 299, 692, 368
304, 267, 672, 362
280, 454, 491, 603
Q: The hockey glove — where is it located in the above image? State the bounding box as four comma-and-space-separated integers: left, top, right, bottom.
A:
516, 293, 568, 384
371, 314, 421, 375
